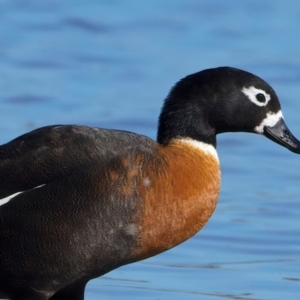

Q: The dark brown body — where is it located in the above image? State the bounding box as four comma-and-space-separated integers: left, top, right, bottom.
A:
0, 126, 220, 299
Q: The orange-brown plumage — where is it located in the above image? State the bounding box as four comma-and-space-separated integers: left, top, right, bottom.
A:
135, 139, 220, 260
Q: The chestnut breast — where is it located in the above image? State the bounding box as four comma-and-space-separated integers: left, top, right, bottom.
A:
133, 139, 221, 261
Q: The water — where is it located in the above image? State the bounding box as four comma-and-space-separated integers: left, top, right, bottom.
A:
1, 1, 300, 299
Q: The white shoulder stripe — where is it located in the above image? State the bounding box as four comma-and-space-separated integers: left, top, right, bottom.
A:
0, 184, 45, 207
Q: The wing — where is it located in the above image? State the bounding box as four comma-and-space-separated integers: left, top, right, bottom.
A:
0, 125, 153, 200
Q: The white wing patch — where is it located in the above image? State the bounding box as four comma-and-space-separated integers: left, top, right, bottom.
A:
0, 184, 45, 207
255, 110, 284, 134
242, 86, 271, 107
0, 191, 24, 207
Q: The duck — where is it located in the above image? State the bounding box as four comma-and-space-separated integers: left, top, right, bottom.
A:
0, 66, 299, 300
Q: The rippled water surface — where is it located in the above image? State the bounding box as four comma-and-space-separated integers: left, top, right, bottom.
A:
1, 1, 300, 299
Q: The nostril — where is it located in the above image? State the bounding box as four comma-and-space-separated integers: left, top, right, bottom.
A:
283, 129, 291, 141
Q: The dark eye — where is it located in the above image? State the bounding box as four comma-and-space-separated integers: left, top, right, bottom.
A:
256, 93, 266, 103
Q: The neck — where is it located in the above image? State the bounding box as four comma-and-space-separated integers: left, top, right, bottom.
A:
156, 93, 217, 147
157, 115, 217, 148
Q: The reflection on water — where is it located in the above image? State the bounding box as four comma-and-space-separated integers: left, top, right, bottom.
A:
1, 0, 300, 299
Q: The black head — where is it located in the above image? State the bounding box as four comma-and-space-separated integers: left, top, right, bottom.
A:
157, 67, 300, 153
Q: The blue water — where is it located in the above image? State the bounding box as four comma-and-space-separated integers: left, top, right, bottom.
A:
1, 1, 300, 299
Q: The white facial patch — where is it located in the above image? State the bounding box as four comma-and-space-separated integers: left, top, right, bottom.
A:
255, 110, 284, 134
0, 184, 45, 207
242, 86, 271, 107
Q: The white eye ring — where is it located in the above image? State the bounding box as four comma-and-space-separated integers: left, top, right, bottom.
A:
242, 86, 271, 107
